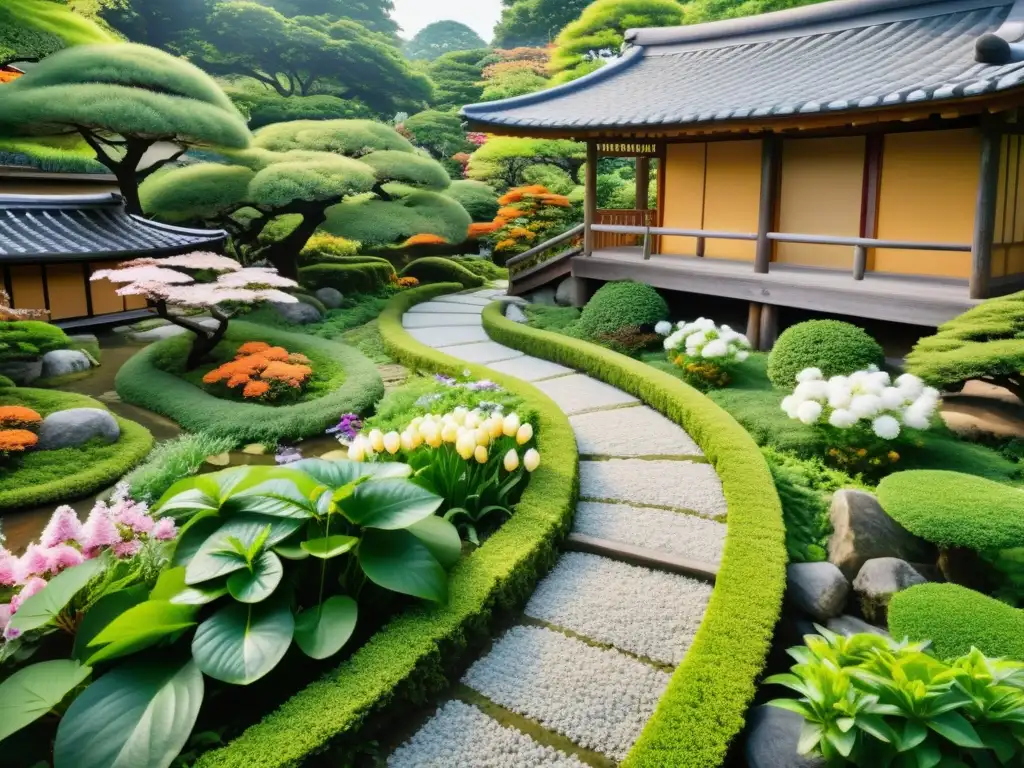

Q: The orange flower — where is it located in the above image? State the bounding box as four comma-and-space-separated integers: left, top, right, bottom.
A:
0, 70, 22, 84
496, 206, 523, 219
498, 185, 548, 205
538, 193, 571, 207
235, 341, 271, 357
397, 276, 420, 287
260, 346, 290, 362
495, 239, 517, 250
226, 373, 252, 389
288, 352, 311, 364
509, 227, 536, 240
261, 361, 312, 387
242, 380, 271, 399
402, 233, 447, 247
0, 429, 38, 452
0, 406, 43, 431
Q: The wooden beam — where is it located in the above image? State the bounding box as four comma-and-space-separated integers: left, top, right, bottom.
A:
584, 141, 598, 256
755, 136, 781, 274
746, 302, 762, 350
635, 156, 650, 211
759, 303, 779, 350
971, 119, 1003, 299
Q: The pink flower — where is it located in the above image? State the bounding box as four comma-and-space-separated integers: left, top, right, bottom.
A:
152, 517, 178, 541
81, 507, 120, 550
49, 544, 84, 572
20, 544, 55, 578
112, 539, 142, 559
10, 577, 48, 612
40, 506, 84, 548
3, 625, 21, 642
114, 504, 154, 535
0, 603, 10, 632
0, 550, 22, 587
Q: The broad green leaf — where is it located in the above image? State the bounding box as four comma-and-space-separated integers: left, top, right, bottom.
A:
0, 660, 92, 743
221, 478, 315, 520
290, 458, 412, 488
796, 722, 823, 755
171, 516, 222, 568
767, 698, 814, 719
914, 741, 942, 768
300, 535, 359, 559
149, 567, 188, 602
826, 724, 856, 757
85, 601, 197, 665
226, 551, 283, 604
215, 514, 304, 549
53, 657, 203, 768
8, 557, 107, 634
73, 586, 148, 663
898, 719, 928, 752
293, 596, 357, 660
191, 599, 294, 685
185, 534, 247, 586
358, 528, 448, 602
273, 541, 310, 560
407, 515, 462, 569
154, 476, 220, 517
170, 583, 229, 606
925, 712, 985, 748
340, 479, 442, 530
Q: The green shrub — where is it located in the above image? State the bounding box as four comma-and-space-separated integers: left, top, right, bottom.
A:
0, 320, 70, 362
483, 303, 786, 768
0, 374, 14, 389
229, 89, 372, 130
575, 281, 667, 340
299, 262, 396, 295
449, 255, 508, 281
122, 432, 237, 503
360, 150, 452, 191
888, 583, 1024, 660
0, 388, 153, 511
905, 291, 1024, 400
767, 320, 885, 388
400, 257, 485, 289
193, 284, 577, 768
299, 233, 362, 263
445, 179, 499, 222
116, 322, 383, 443
876, 470, 1024, 551
525, 304, 581, 333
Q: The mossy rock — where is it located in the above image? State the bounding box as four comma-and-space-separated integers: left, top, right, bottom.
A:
400, 257, 485, 289
299, 262, 396, 295
766, 319, 884, 388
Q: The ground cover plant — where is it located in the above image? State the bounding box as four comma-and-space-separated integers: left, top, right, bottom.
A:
123, 433, 239, 504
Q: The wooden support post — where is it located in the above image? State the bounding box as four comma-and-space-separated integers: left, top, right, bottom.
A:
755, 135, 780, 274
971, 118, 1002, 300
853, 245, 867, 280
859, 133, 883, 277
746, 302, 763, 351
635, 156, 650, 211
759, 303, 779, 351
584, 141, 598, 257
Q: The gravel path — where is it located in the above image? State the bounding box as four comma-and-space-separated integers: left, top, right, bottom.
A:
386, 288, 728, 766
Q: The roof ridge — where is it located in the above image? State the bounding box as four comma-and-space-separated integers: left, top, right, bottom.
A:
627, 0, 980, 47
0, 192, 123, 209
976, 0, 1024, 61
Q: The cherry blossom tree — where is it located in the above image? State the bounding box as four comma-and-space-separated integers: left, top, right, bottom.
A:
91, 252, 298, 369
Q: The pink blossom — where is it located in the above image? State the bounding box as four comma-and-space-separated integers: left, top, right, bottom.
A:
20, 544, 55, 578
40, 506, 84, 548
81, 506, 120, 550
0, 603, 10, 632
216, 268, 298, 289
49, 544, 85, 572
91, 265, 194, 285
161, 252, 242, 272
3, 625, 21, 642
0, 550, 22, 587
152, 517, 178, 541
112, 539, 142, 559
11, 577, 48, 612
114, 504, 154, 535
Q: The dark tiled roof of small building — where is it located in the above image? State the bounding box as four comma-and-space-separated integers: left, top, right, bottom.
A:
462, 0, 1024, 132
0, 193, 226, 262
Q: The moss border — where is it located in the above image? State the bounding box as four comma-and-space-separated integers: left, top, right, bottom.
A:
195, 283, 579, 768
0, 389, 154, 511
114, 321, 384, 444
483, 303, 786, 768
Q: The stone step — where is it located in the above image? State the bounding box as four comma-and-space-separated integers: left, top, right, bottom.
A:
401, 313, 483, 328
462, 625, 670, 762
566, 532, 719, 583
487, 354, 575, 382
408, 325, 490, 348
534, 374, 639, 415
570, 406, 703, 457
431, 294, 492, 306
580, 459, 727, 519
440, 340, 524, 364
407, 302, 486, 315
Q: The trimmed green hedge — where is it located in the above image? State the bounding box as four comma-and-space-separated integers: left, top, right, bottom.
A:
194, 284, 579, 768
876, 470, 1024, 551
0, 319, 69, 362
767, 320, 885, 389
0, 389, 153, 511
484, 305, 786, 768
116, 322, 383, 444
299, 262, 397, 294
400, 257, 486, 289
888, 583, 1024, 661
575, 280, 667, 339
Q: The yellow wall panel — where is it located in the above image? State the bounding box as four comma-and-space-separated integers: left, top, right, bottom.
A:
124, 294, 149, 310
88, 261, 127, 316
1007, 244, 1024, 275
776, 136, 866, 268
660, 143, 706, 255
46, 264, 89, 320
874, 129, 979, 277
8, 265, 45, 312
703, 140, 761, 260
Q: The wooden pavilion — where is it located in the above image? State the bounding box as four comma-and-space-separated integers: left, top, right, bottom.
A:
463, 0, 1024, 347
0, 193, 227, 326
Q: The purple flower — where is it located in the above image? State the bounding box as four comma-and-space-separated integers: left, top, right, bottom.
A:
0, 550, 22, 587
152, 518, 178, 541
465, 379, 500, 392
81, 506, 120, 551
326, 413, 363, 440
112, 539, 142, 559
40, 506, 84, 548
434, 373, 457, 387
3, 625, 21, 642
49, 544, 85, 572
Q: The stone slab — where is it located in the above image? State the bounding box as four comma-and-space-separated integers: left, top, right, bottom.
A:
487, 355, 575, 382
408, 325, 490, 347
573, 501, 726, 564
580, 459, 727, 519
433, 295, 492, 306
442, 341, 524, 364
534, 374, 639, 415
407, 302, 485, 315
570, 406, 703, 457
402, 313, 483, 328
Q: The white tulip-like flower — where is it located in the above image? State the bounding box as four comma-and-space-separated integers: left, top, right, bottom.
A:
368, 429, 385, 453
441, 423, 459, 443
676, 320, 688, 330
456, 433, 476, 460
410, 416, 424, 430
474, 445, 488, 464
794, 380, 829, 402
464, 411, 481, 429
503, 449, 520, 472
781, 395, 801, 419
475, 426, 491, 446
423, 425, 442, 448
702, 339, 728, 358
849, 394, 882, 419
347, 436, 367, 462
872, 414, 901, 440
655, 321, 673, 336
796, 400, 823, 425
503, 412, 520, 437
516, 423, 533, 445
523, 448, 540, 472
828, 408, 858, 429
383, 431, 401, 455
879, 387, 906, 410
487, 416, 504, 439
895, 373, 924, 399
796, 367, 823, 383
400, 430, 416, 452
827, 383, 853, 409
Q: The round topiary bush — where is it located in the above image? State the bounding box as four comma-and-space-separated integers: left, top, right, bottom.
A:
767, 319, 884, 388
575, 281, 668, 341
0, 320, 70, 362
400, 257, 485, 289
299, 262, 396, 295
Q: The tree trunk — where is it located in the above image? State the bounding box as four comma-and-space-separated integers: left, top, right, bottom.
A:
116, 168, 144, 215
155, 301, 228, 371
260, 208, 327, 281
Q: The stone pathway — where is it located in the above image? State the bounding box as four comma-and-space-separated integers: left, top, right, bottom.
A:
389, 287, 729, 767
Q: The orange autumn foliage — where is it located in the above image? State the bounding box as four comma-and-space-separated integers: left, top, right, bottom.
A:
0, 406, 43, 431
468, 222, 500, 238
0, 429, 38, 453
397, 276, 420, 288
202, 341, 313, 401
498, 185, 547, 205
496, 206, 522, 220
402, 233, 448, 247
242, 380, 271, 398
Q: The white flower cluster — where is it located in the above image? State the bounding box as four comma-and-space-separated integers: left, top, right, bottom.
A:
781, 367, 940, 439
660, 318, 751, 362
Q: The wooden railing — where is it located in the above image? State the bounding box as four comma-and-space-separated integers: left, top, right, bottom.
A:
593, 209, 656, 250
506, 223, 585, 274
589, 224, 971, 279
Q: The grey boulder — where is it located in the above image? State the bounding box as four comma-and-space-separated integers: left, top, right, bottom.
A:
828, 489, 936, 580
525, 286, 558, 306
37, 408, 120, 450
555, 276, 587, 307
0, 359, 42, 385
272, 301, 322, 325
787, 562, 850, 622
41, 349, 92, 378
314, 287, 344, 309
505, 304, 528, 323
853, 557, 927, 624
745, 705, 825, 768
826, 614, 891, 638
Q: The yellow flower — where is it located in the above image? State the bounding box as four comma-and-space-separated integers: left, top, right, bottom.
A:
503, 449, 519, 472
523, 448, 540, 472
456, 433, 476, 460
475, 426, 490, 446
464, 411, 481, 429
368, 429, 385, 453
503, 412, 520, 437
474, 445, 488, 464
347, 437, 367, 462
487, 417, 503, 439
410, 416, 424, 430
383, 431, 401, 455
516, 423, 533, 445
423, 425, 442, 448
441, 423, 459, 443
400, 430, 416, 452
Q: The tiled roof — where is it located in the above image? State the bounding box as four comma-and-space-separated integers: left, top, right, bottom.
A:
462, 0, 1024, 132
0, 193, 226, 262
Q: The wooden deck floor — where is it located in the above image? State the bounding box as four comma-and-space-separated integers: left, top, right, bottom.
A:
570, 248, 979, 327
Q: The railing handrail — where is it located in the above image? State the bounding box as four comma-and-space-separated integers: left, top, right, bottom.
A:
506, 223, 585, 268
591, 224, 757, 241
